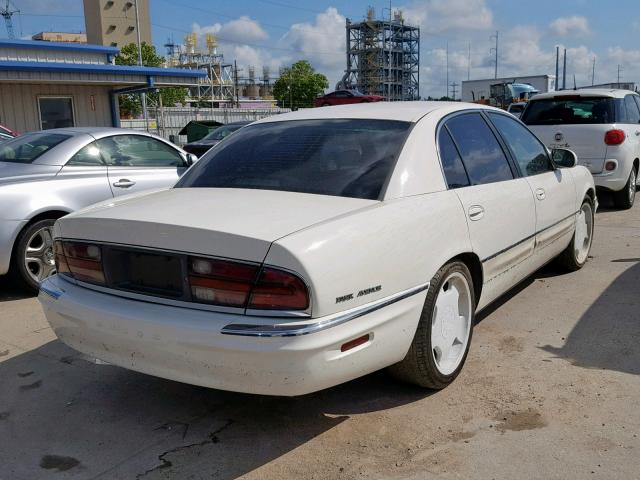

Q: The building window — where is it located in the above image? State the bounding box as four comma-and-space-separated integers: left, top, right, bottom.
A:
106, 25, 116, 34
126, 25, 135, 34
38, 97, 75, 130
104, 0, 114, 9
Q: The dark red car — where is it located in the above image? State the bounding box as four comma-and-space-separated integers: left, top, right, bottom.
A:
314, 90, 385, 107
0, 124, 18, 137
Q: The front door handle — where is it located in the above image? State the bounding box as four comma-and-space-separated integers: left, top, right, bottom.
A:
113, 179, 136, 188
468, 205, 485, 221
535, 188, 546, 200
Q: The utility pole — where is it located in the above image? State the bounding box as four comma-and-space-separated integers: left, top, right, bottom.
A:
467, 42, 471, 81
555, 46, 559, 91
490, 31, 499, 79
562, 48, 567, 90
234, 60, 239, 108
133, 0, 148, 132
445, 42, 449, 98
617, 64, 622, 85
591, 57, 596, 86
450, 82, 459, 101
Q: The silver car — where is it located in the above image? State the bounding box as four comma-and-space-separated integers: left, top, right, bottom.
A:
0, 127, 197, 291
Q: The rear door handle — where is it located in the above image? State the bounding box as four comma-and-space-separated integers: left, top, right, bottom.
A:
535, 188, 546, 200
468, 205, 485, 221
113, 179, 135, 188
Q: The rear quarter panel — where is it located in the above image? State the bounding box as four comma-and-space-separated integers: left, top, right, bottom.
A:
569, 165, 597, 210
266, 191, 471, 317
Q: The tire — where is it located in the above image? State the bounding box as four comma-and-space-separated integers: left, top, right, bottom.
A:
557, 198, 594, 272
388, 261, 475, 389
613, 166, 637, 210
10, 218, 57, 293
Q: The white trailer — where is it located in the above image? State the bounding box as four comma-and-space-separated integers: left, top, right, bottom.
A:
461, 75, 556, 103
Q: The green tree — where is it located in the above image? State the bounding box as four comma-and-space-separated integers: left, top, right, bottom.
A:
115, 42, 187, 117
273, 60, 329, 109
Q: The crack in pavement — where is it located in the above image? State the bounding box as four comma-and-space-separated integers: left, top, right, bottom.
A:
135, 419, 234, 479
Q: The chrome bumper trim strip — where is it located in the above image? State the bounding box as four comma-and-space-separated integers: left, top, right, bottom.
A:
221, 282, 430, 337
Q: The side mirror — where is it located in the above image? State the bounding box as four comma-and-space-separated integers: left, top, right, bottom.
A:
185, 153, 198, 166
551, 148, 577, 169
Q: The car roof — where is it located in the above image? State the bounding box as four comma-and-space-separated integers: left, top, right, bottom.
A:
531, 88, 638, 100
254, 101, 502, 124
22, 127, 164, 140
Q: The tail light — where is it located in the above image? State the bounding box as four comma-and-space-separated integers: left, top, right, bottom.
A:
188, 256, 309, 311
604, 129, 625, 145
54, 240, 105, 285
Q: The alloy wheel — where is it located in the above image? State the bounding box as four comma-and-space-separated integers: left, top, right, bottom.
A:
430, 271, 473, 375
574, 202, 594, 265
24, 226, 56, 284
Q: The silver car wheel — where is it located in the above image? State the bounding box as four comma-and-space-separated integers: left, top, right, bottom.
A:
629, 168, 636, 205
574, 202, 593, 265
24, 226, 56, 283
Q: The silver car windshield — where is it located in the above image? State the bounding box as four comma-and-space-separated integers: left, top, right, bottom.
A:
0, 133, 70, 164
175, 119, 412, 200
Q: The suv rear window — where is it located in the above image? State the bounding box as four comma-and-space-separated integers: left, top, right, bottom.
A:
0, 132, 70, 164
176, 119, 412, 200
522, 97, 617, 125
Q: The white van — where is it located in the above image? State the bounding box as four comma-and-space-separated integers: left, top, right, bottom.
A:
522, 89, 639, 209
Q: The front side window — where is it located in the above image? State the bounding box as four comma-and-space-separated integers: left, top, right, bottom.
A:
39, 97, 74, 130
445, 113, 514, 185
522, 97, 616, 125
66, 141, 105, 167
96, 135, 184, 167
437, 127, 470, 189
487, 113, 552, 176
176, 119, 412, 200
0, 133, 70, 164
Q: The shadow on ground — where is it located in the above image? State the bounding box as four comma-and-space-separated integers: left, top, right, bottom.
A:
0, 337, 432, 479
0, 274, 32, 302
543, 262, 640, 375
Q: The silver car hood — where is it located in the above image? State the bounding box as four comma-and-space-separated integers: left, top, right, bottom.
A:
0, 162, 61, 185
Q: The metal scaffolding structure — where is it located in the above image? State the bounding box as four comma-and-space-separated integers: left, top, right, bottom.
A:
339, 8, 420, 101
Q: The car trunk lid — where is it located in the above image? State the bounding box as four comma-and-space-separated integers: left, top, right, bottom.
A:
0, 162, 61, 185
58, 188, 377, 262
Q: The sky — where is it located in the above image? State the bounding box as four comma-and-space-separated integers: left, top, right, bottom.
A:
7, 0, 640, 98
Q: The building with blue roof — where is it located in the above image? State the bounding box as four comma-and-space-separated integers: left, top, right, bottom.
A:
0, 39, 205, 132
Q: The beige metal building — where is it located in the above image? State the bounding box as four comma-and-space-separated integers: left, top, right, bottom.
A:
83, 0, 151, 48
0, 39, 204, 133
32, 32, 88, 43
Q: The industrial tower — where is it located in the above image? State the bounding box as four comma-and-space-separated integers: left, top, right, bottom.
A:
1, 0, 19, 39
339, 7, 420, 101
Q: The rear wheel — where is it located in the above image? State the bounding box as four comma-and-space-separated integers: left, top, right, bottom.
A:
388, 261, 474, 389
613, 167, 636, 209
11, 219, 57, 293
557, 199, 594, 271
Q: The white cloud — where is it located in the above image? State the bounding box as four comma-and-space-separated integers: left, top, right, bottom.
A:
549, 16, 590, 36
192, 16, 268, 45
278, 7, 346, 86
402, 0, 493, 33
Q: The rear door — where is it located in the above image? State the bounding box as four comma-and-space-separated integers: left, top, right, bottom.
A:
523, 95, 615, 174
487, 112, 576, 259
441, 112, 536, 307
98, 134, 189, 197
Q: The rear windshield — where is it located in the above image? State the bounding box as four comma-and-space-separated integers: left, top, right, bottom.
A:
522, 97, 617, 125
176, 119, 412, 200
0, 133, 70, 164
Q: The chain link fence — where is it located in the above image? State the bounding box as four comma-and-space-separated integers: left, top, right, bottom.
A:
120, 107, 291, 145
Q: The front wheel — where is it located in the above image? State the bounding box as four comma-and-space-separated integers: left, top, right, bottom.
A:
388, 261, 475, 389
557, 199, 594, 271
11, 219, 57, 293
613, 167, 636, 209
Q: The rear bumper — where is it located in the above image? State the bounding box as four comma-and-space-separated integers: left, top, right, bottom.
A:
593, 166, 633, 191
0, 219, 27, 276
39, 275, 426, 396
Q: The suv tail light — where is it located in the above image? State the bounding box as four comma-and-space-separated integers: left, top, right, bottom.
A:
188, 256, 309, 311
604, 129, 625, 145
54, 240, 105, 285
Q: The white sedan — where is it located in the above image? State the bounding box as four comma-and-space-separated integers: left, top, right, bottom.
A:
39, 102, 596, 396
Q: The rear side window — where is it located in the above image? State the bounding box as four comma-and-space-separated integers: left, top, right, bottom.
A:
624, 95, 640, 124
437, 127, 470, 188
67, 142, 105, 167
444, 113, 514, 185
0, 132, 70, 164
487, 113, 552, 176
176, 119, 412, 200
522, 97, 616, 125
